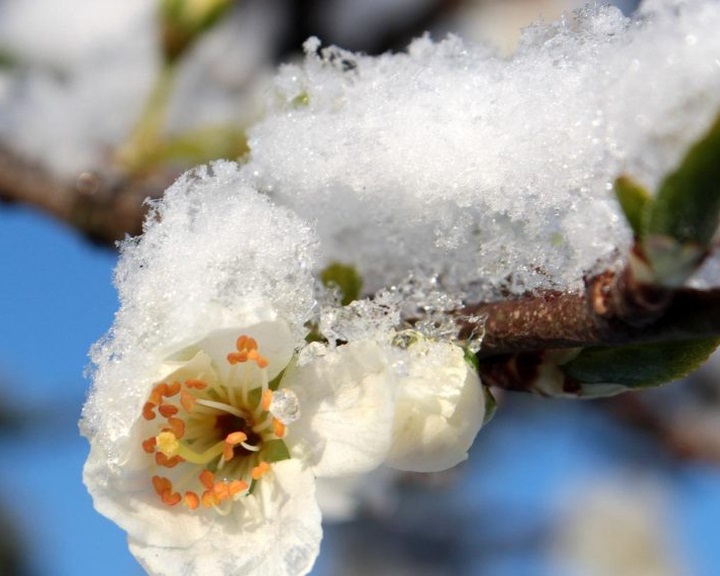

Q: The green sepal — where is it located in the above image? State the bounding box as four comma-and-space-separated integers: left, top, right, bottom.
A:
463, 348, 480, 372
292, 91, 310, 108
646, 110, 720, 247
482, 386, 497, 425
320, 262, 363, 305
615, 174, 652, 238
268, 369, 285, 392
304, 323, 326, 344
562, 337, 720, 392
262, 439, 291, 463
247, 387, 262, 410
636, 234, 705, 287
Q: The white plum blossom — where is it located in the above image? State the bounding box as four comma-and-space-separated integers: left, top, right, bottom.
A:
85, 319, 394, 575
386, 333, 486, 472
81, 161, 487, 575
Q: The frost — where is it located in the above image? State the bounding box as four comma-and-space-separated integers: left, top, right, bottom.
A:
270, 389, 302, 424
246, 1, 720, 299
81, 161, 318, 463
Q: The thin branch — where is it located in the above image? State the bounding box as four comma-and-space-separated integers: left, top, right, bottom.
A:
0, 143, 170, 246
461, 263, 720, 360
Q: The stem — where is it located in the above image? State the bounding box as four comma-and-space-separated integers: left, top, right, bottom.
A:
116, 63, 178, 174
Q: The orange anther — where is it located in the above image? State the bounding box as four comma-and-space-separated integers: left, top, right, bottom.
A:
227, 351, 248, 365
165, 382, 181, 397
229, 480, 248, 496
158, 404, 179, 418
156, 453, 184, 468
213, 482, 231, 501
273, 419, 286, 438
223, 442, 235, 462
152, 475, 172, 496
142, 437, 157, 454
261, 390, 273, 412
184, 491, 200, 510
199, 470, 215, 490
149, 384, 167, 405
185, 379, 207, 390
256, 355, 269, 369
142, 402, 157, 420
226, 431, 248, 445
201, 490, 217, 508
251, 461, 271, 480
236, 335, 249, 350
180, 390, 196, 412
166, 417, 186, 438
161, 491, 182, 506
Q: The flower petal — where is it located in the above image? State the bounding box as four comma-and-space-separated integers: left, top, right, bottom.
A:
188, 320, 295, 382
285, 341, 394, 477
90, 458, 321, 576
385, 339, 485, 472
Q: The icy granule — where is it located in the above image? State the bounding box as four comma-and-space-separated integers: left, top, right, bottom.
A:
246, 1, 720, 300
318, 272, 485, 350
82, 161, 318, 458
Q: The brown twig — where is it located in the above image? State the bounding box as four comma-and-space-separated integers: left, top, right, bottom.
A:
0, 143, 172, 245
461, 266, 720, 360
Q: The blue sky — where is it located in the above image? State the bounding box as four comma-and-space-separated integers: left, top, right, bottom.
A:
2, 203, 720, 576
0, 205, 142, 575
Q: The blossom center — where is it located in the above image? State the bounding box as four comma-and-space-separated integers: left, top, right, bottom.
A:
140, 335, 297, 513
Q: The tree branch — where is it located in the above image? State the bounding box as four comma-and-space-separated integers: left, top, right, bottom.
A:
0, 143, 170, 246
461, 262, 720, 361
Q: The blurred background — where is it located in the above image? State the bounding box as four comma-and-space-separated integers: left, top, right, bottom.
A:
6, 1, 720, 575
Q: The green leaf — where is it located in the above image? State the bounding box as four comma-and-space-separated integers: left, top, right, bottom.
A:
615, 174, 652, 238
262, 439, 291, 463
647, 111, 720, 246
320, 262, 363, 305
562, 337, 720, 392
